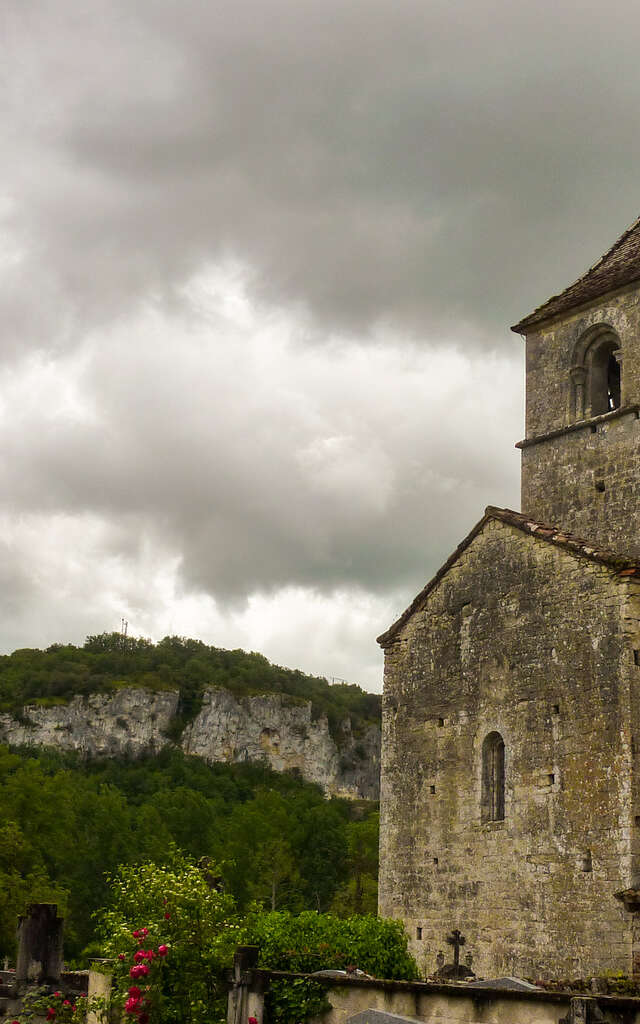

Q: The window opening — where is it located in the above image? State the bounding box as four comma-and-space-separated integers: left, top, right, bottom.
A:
572, 328, 622, 421
590, 339, 621, 416
481, 731, 505, 822
607, 352, 621, 410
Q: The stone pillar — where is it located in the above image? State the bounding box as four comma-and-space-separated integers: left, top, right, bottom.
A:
16, 904, 64, 987
87, 963, 113, 1024
570, 365, 588, 421
227, 946, 264, 1024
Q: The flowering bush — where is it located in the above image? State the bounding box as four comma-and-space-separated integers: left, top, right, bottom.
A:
94, 851, 240, 1024
9, 988, 86, 1024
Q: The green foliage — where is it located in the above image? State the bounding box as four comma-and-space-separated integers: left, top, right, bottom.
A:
91, 859, 415, 1024
95, 852, 240, 1024
0, 635, 380, 742
0, 745, 379, 962
245, 909, 419, 980
13, 987, 86, 1024
330, 815, 379, 915
266, 978, 330, 1024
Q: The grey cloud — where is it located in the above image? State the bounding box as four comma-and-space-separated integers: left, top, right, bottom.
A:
5, 0, 640, 352
0, 317, 521, 604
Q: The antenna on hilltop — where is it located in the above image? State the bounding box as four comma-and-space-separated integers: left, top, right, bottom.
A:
121, 618, 128, 650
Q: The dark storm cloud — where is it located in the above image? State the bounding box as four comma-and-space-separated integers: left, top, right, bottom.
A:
5, 0, 640, 351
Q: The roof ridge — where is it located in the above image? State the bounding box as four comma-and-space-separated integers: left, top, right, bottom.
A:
512, 213, 640, 334
485, 506, 640, 568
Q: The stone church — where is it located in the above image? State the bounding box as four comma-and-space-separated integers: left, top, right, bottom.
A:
378, 216, 640, 980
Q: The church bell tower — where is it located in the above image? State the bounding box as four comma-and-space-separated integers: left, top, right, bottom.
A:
512, 216, 640, 558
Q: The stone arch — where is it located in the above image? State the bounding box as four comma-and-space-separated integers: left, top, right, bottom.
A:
570, 324, 622, 420
481, 731, 505, 822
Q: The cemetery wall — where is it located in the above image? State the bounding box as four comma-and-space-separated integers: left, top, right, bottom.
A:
228, 969, 640, 1024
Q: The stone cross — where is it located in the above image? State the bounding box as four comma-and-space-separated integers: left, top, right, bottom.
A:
446, 929, 465, 970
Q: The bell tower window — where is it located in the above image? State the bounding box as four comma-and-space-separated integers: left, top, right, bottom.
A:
590, 338, 621, 416
570, 327, 622, 421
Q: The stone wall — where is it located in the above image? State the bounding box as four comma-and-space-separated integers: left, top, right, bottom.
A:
519, 286, 640, 555
378, 517, 640, 979
228, 968, 640, 1024
520, 409, 640, 557
0, 688, 380, 800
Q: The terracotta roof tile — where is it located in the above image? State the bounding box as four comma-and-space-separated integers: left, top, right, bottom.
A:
377, 507, 640, 647
511, 215, 640, 334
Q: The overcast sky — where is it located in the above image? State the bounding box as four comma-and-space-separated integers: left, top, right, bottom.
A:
3, 0, 640, 690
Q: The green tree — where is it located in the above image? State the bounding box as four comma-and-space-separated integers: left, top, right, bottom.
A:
220, 790, 303, 910
95, 851, 239, 1024
330, 813, 379, 915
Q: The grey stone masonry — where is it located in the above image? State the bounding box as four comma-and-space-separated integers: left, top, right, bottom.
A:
517, 286, 640, 558
16, 904, 64, 987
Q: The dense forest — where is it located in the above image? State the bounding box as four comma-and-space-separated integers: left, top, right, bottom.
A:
0, 745, 379, 963
0, 636, 381, 964
0, 633, 381, 740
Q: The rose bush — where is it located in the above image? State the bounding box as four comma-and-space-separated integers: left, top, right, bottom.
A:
94, 851, 240, 1024
10, 988, 86, 1024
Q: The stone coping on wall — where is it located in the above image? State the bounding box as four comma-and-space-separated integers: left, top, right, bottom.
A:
516, 404, 640, 449
244, 969, 640, 1011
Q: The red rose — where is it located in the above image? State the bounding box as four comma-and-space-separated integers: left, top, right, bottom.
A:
124, 997, 140, 1015
157, 944, 168, 957
164, 912, 170, 919
63, 1001, 71, 1007
132, 930, 140, 939
248, 1017, 259, 1024
118, 954, 126, 961
134, 951, 146, 963
128, 987, 142, 999
46, 1010, 56, 1021
53, 993, 62, 999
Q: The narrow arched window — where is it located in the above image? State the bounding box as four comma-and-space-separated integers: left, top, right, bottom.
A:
481, 732, 505, 822
570, 326, 622, 422
589, 337, 621, 416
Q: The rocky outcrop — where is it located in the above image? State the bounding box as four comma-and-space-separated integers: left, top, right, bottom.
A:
0, 687, 380, 799
182, 690, 380, 799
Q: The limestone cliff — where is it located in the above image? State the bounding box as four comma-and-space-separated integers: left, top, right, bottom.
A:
0, 687, 380, 799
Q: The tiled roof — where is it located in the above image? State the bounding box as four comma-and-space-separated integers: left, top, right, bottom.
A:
377, 507, 640, 647
511, 215, 640, 334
